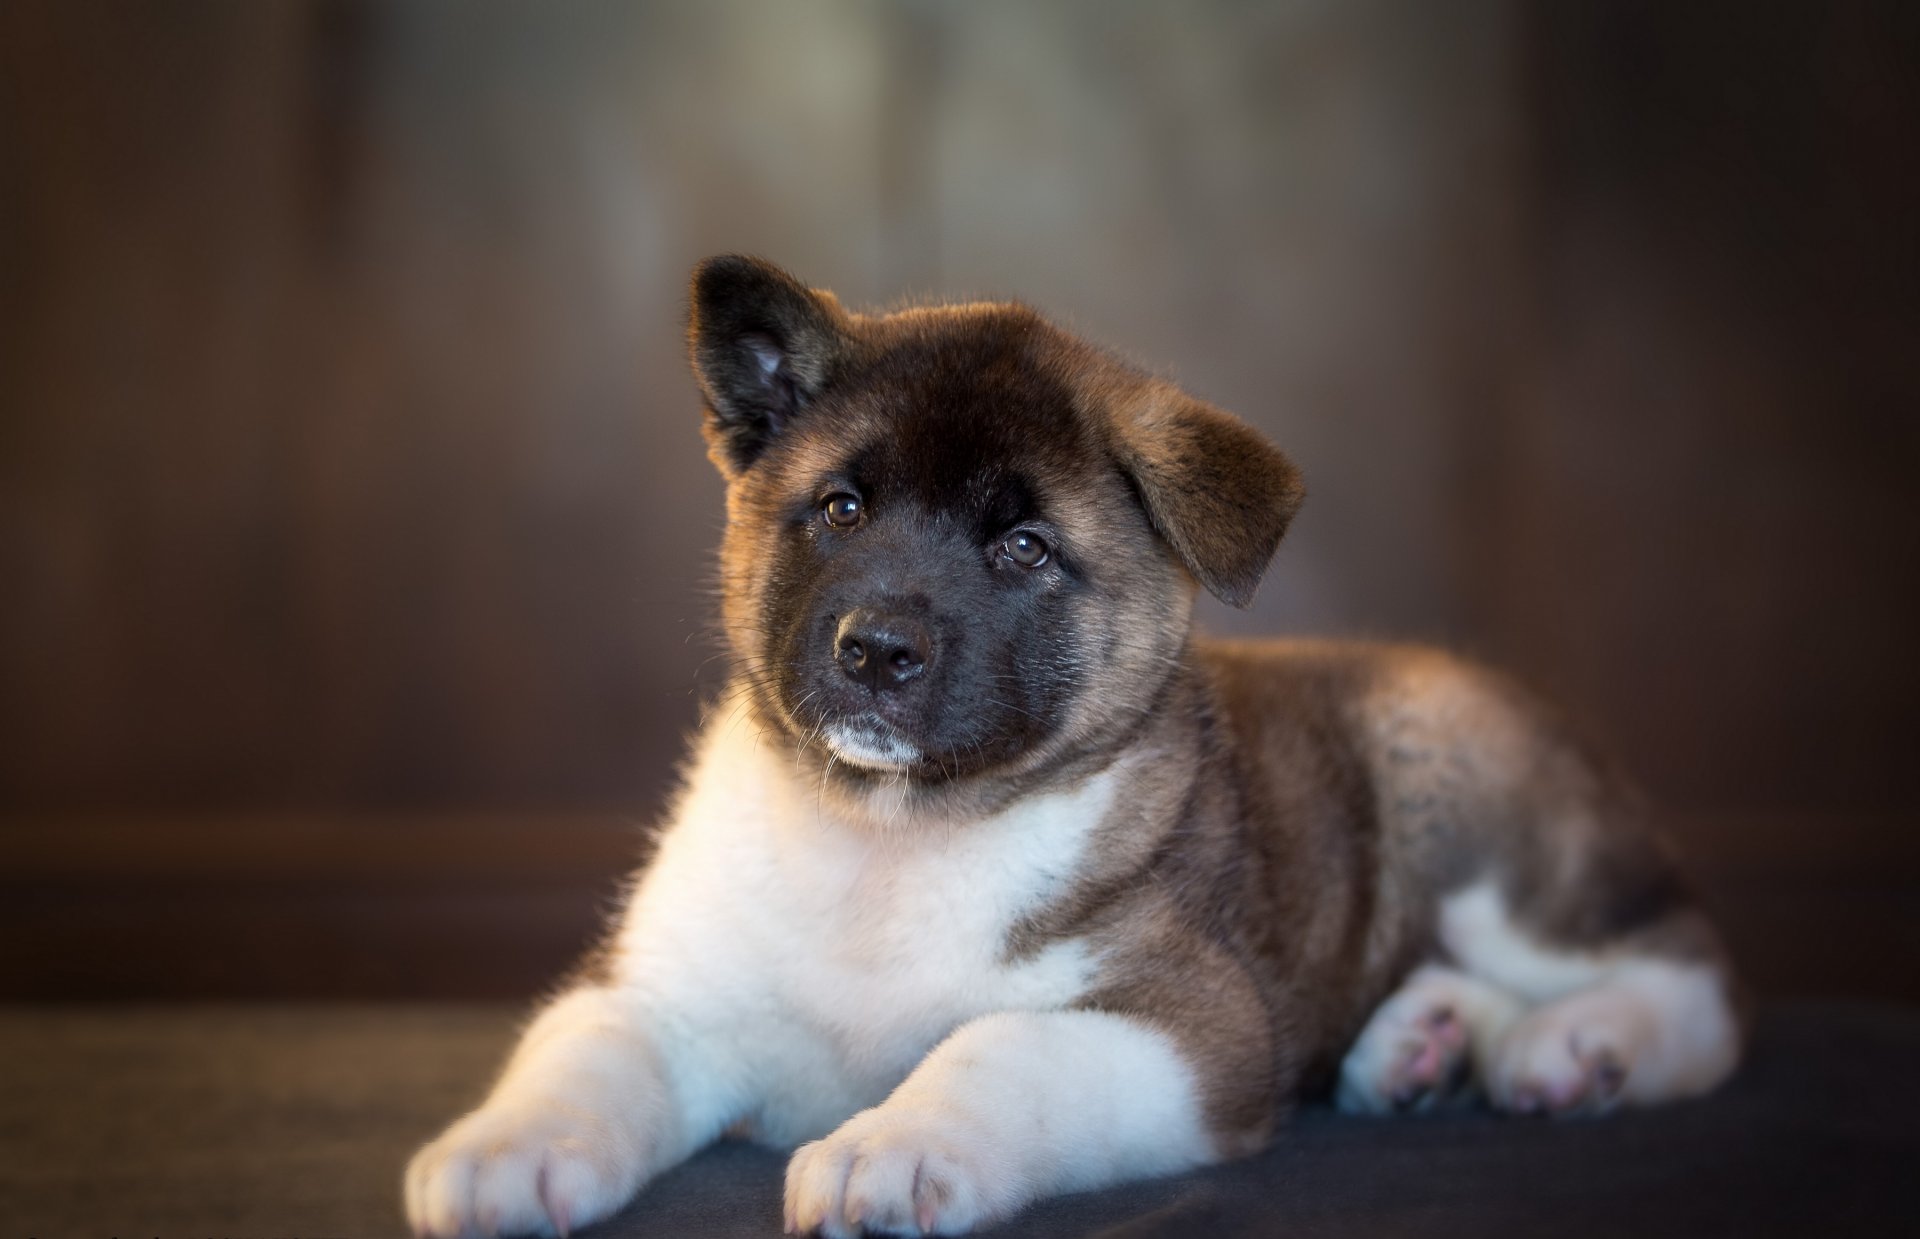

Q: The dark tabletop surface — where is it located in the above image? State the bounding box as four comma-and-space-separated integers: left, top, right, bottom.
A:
3, 1001, 1917, 1238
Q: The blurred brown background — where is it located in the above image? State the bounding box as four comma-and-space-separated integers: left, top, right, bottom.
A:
3, 0, 1916, 1002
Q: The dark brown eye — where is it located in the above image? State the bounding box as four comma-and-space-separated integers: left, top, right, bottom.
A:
821, 493, 862, 528
1003, 530, 1050, 568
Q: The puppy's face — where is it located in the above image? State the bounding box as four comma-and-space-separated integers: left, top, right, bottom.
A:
687, 257, 1303, 794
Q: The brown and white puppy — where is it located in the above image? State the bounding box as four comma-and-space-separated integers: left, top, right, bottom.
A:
405, 257, 1743, 1239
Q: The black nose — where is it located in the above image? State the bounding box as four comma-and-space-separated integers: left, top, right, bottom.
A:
835, 609, 931, 692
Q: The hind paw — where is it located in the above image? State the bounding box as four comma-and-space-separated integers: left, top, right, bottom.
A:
1338, 992, 1472, 1113
1490, 1004, 1638, 1118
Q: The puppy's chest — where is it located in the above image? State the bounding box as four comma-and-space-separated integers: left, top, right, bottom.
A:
645, 737, 1116, 1075
767, 833, 1087, 1039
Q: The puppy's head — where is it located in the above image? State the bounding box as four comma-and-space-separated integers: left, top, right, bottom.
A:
688, 256, 1303, 794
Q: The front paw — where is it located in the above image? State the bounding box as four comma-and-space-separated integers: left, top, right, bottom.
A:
784, 1105, 1012, 1238
405, 1100, 646, 1238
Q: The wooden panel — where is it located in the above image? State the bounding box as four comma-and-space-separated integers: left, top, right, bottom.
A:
0, 814, 640, 1000
1476, 0, 1920, 813
2, 1, 1916, 998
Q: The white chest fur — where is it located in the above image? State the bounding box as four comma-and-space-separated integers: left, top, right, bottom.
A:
610, 716, 1112, 1145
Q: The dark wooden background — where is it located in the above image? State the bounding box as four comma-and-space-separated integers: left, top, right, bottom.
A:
3, 0, 1916, 1001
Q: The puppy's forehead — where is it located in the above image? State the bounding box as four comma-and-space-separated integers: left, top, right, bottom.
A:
821, 309, 1103, 508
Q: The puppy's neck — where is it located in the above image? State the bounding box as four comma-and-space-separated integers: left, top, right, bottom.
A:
719, 659, 1207, 841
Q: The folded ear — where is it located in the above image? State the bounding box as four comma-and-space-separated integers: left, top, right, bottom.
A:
687, 255, 849, 475
1110, 382, 1305, 608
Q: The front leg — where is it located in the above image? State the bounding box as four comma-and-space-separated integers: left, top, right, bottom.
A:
405, 985, 709, 1238
784, 1009, 1221, 1238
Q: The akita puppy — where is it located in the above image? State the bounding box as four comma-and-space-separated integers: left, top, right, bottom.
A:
405, 257, 1742, 1238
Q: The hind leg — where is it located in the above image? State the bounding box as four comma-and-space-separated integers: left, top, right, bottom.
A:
1440, 881, 1743, 1118
1487, 961, 1740, 1116
1337, 965, 1526, 1114
1356, 649, 1744, 1119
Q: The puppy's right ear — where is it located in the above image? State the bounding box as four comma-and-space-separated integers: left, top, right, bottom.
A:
688, 255, 849, 476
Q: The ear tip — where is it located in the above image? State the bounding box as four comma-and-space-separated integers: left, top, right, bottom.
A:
690, 254, 797, 303
688, 257, 833, 352
690, 251, 763, 281
1207, 553, 1271, 609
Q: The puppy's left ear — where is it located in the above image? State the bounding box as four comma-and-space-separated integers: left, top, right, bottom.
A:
688, 255, 850, 476
1111, 383, 1305, 608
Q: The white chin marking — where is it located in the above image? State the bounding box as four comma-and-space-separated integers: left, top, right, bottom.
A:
822, 722, 923, 771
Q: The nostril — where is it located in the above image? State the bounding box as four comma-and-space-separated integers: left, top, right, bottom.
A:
886, 645, 925, 684
833, 610, 931, 691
